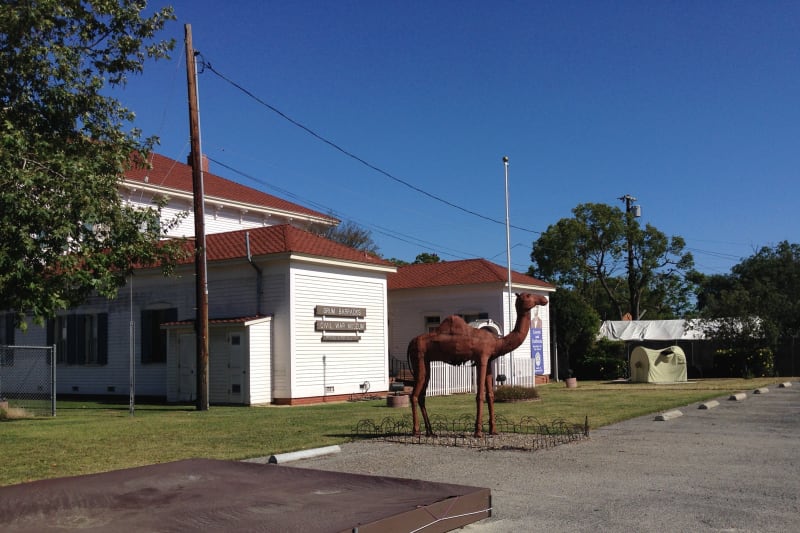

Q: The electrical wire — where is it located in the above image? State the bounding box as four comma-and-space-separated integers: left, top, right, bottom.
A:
206, 155, 489, 261
196, 55, 538, 234
192, 55, 746, 275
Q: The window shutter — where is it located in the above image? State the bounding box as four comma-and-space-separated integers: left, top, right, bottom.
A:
97, 313, 108, 365
3, 314, 14, 345
66, 315, 78, 365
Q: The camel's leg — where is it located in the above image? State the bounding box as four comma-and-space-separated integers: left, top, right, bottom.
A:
419, 360, 434, 436
409, 351, 426, 436
474, 360, 488, 437
486, 368, 497, 435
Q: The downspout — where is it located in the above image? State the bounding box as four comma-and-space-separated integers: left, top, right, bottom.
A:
245, 232, 263, 316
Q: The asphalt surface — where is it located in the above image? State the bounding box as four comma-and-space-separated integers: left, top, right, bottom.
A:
295, 382, 800, 532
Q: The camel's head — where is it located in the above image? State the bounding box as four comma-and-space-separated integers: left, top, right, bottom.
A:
515, 292, 548, 313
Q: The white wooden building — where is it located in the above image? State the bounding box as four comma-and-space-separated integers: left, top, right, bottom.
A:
387, 259, 556, 393
3, 154, 394, 405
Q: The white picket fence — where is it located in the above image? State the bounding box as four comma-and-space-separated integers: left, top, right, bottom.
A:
421, 355, 539, 397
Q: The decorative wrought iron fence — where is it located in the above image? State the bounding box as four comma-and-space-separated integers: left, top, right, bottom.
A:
0, 345, 56, 417
352, 414, 589, 451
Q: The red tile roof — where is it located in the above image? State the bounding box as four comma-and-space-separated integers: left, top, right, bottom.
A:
125, 153, 337, 223
175, 225, 394, 268
388, 258, 554, 291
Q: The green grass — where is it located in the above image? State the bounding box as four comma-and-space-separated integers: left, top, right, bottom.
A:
0, 377, 786, 486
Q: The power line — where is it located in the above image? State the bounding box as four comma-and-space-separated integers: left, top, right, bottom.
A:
195, 57, 744, 274
196, 55, 539, 235
206, 155, 485, 261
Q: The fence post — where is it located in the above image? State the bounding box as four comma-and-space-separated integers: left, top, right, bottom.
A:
51, 344, 57, 417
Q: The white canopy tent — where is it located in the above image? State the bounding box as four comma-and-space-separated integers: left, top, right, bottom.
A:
598, 320, 707, 342
598, 320, 710, 379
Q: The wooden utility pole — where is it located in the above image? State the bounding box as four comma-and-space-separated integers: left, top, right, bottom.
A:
619, 194, 640, 320
185, 24, 209, 410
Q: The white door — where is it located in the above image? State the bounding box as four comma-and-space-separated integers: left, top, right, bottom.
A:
228, 331, 245, 403
178, 333, 196, 402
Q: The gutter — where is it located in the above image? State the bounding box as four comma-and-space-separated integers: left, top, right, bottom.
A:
245, 232, 263, 316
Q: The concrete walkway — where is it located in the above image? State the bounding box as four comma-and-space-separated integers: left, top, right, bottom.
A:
296, 382, 800, 532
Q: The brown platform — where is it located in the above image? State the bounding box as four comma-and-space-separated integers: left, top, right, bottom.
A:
0, 458, 491, 532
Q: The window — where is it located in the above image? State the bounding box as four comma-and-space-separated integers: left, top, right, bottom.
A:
141, 308, 177, 364
425, 315, 441, 333
460, 312, 489, 324
47, 314, 108, 365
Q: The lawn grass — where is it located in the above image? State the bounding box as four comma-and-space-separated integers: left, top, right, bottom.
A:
0, 377, 785, 486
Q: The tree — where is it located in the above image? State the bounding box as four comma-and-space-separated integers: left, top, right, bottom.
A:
0, 1, 180, 329
324, 220, 380, 255
694, 241, 800, 375
530, 202, 694, 320
413, 253, 441, 264
548, 288, 600, 379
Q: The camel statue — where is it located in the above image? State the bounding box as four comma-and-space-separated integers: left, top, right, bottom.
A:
406, 292, 548, 437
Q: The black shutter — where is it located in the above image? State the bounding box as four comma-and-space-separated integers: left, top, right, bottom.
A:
4, 314, 14, 345
97, 313, 108, 365
66, 315, 78, 365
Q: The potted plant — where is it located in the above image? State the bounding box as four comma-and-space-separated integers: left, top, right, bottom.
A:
565, 369, 578, 389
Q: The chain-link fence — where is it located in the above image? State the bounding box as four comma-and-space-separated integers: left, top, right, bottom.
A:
0, 345, 56, 417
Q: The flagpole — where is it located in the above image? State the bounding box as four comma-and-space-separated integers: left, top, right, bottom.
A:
503, 156, 514, 386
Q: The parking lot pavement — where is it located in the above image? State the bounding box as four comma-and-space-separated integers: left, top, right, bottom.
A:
295, 382, 800, 532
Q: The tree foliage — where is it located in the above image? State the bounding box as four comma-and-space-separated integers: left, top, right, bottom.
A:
0, 1, 180, 328
694, 241, 800, 341
548, 288, 600, 378
413, 252, 441, 264
530, 202, 694, 320
325, 220, 380, 255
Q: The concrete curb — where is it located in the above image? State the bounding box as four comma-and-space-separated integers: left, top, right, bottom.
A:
699, 400, 720, 410
267, 445, 342, 464
729, 392, 747, 401
655, 410, 683, 421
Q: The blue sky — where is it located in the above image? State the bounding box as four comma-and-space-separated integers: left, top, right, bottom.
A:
119, 1, 799, 275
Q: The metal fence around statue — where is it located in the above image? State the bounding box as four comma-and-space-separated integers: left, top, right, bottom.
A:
352, 413, 589, 451
0, 345, 56, 417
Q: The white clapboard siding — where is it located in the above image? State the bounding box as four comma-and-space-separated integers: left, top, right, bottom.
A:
126, 197, 271, 239
290, 265, 388, 399
262, 272, 292, 399
248, 319, 272, 404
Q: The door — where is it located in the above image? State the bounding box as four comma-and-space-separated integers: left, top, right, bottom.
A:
228, 331, 245, 403
178, 333, 196, 402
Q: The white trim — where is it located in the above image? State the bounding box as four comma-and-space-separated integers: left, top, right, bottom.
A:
122, 180, 336, 227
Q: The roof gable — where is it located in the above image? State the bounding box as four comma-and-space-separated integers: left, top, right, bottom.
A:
125, 153, 336, 224
388, 258, 554, 291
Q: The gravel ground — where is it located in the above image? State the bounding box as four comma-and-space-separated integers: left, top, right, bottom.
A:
294, 383, 800, 532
